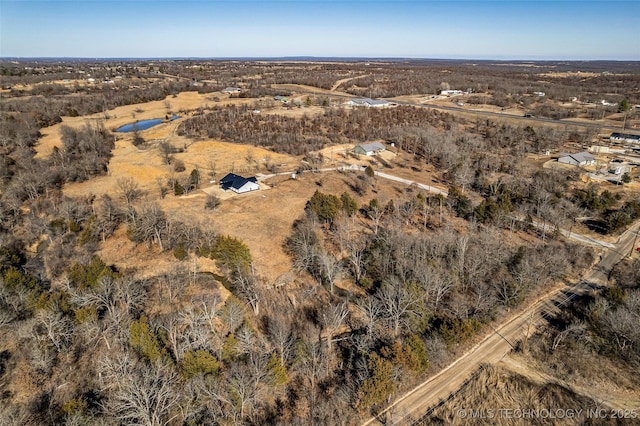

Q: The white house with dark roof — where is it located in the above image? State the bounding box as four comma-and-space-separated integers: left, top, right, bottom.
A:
558, 152, 596, 166
353, 142, 386, 156
219, 173, 260, 194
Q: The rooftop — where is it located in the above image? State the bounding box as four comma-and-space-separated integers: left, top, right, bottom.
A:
349, 98, 390, 106
559, 151, 595, 163
356, 141, 386, 152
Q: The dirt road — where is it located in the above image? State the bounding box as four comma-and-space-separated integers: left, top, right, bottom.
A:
373, 171, 448, 196
330, 74, 370, 92
364, 222, 640, 426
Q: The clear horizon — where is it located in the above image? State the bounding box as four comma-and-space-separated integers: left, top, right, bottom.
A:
1, 0, 639, 60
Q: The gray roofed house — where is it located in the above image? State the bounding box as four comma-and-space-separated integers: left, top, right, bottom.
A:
558, 152, 596, 166
353, 142, 386, 156
347, 98, 390, 108
222, 87, 242, 94
610, 132, 640, 144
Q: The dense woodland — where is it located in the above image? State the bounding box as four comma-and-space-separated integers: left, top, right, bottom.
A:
422, 258, 640, 425
531, 256, 640, 384
0, 59, 638, 425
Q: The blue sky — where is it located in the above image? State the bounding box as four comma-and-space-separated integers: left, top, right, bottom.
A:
1, 1, 638, 59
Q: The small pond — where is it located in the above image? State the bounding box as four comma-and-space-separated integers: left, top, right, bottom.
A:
115, 115, 179, 133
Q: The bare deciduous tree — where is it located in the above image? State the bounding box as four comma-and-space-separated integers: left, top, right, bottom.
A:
158, 269, 188, 304
158, 141, 174, 165
375, 278, 418, 337
321, 302, 350, 352
338, 226, 368, 285
232, 269, 261, 316
267, 313, 294, 365
295, 338, 327, 408
160, 312, 188, 361
95, 194, 123, 241
34, 307, 74, 351
101, 356, 181, 426
220, 297, 245, 336
317, 248, 342, 295
128, 203, 168, 250
117, 177, 142, 205
356, 295, 382, 339
288, 216, 320, 274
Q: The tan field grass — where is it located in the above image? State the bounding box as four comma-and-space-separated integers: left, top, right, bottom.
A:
35, 91, 271, 159
262, 104, 325, 118
33, 87, 571, 285
539, 71, 605, 78
424, 363, 600, 426
94, 169, 388, 283
33, 92, 383, 283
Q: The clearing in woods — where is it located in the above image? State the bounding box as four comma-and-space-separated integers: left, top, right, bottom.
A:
36, 93, 419, 283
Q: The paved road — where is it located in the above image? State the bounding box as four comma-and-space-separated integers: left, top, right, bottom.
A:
273, 82, 638, 135
392, 100, 639, 135
364, 221, 640, 426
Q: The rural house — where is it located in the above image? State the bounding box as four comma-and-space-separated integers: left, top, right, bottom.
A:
220, 173, 260, 194
222, 87, 242, 94
610, 132, 640, 144
353, 142, 386, 156
347, 98, 391, 108
558, 152, 596, 166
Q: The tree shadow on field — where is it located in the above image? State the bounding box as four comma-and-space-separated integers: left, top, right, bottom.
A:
582, 219, 608, 235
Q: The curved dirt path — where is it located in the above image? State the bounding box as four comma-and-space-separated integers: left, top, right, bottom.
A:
330, 74, 370, 92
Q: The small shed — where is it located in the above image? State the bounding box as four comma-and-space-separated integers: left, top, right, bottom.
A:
353, 142, 386, 156
558, 152, 596, 166
220, 173, 260, 194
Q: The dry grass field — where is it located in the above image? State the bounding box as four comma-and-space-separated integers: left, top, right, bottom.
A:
33, 84, 638, 285
36, 94, 432, 283
423, 360, 634, 426
261, 104, 326, 119
35, 91, 270, 158
85, 166, 417, 284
